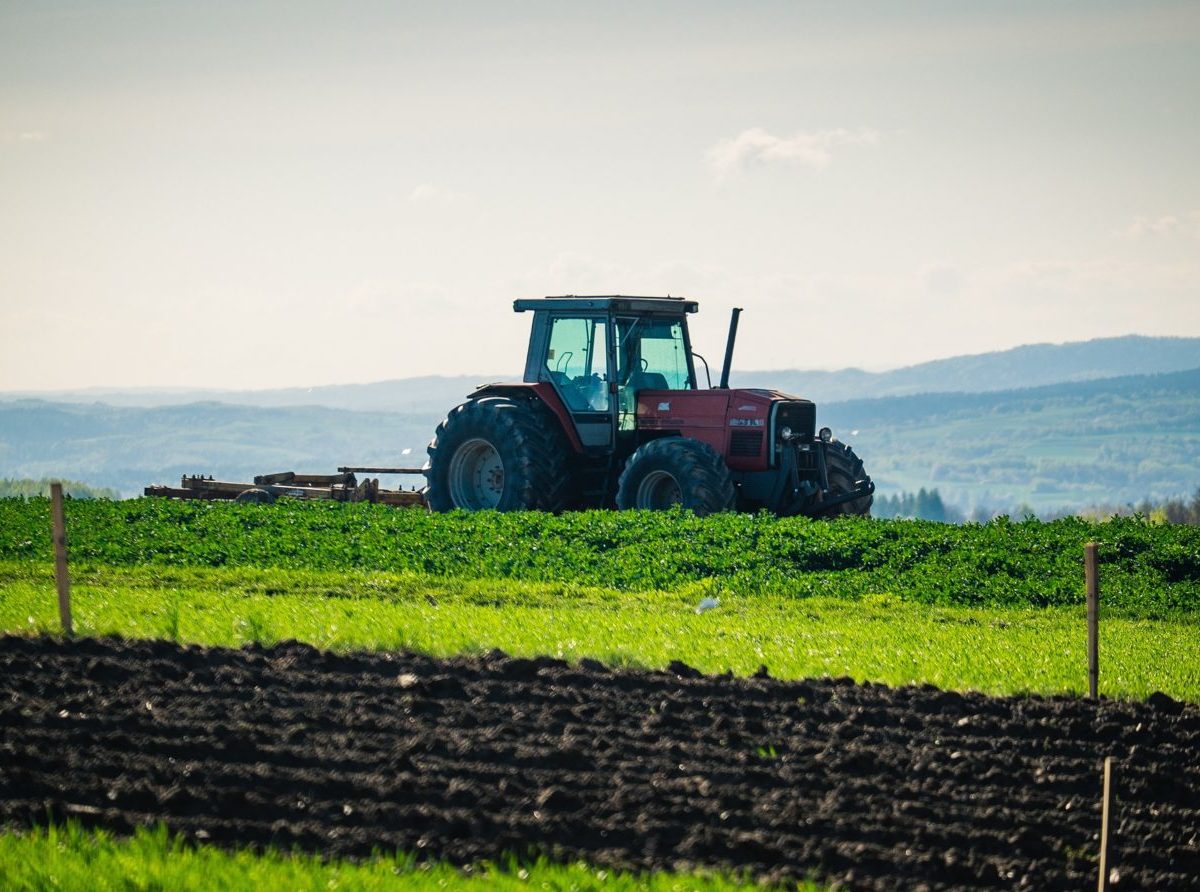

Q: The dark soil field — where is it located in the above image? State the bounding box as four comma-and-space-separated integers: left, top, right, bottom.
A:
2, 635, 1197, 890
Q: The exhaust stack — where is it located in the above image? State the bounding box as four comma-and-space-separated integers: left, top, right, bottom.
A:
718, 307, 742, 389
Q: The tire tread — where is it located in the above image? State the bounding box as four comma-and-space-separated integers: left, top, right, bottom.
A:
822, 441, 873, 517
615, 437, 736, 516
425, 397, 570, 511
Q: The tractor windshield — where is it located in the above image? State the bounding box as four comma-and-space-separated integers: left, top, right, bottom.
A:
615, 316, 693, 430
615, 317, 692, 390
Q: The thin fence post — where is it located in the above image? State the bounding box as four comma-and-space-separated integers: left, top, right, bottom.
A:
50, 482, 73, 637
1098, 755, 1114, 892
1085, 541, 1099, 698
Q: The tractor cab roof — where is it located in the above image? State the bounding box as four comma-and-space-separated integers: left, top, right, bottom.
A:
513, 295, 698, 315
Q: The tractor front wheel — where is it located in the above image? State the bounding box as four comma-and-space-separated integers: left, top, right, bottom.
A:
616, 437, 735, 516
424, 397, 569, 512
821, 441, 873, 517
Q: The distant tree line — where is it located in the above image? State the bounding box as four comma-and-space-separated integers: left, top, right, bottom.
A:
872, 488, 965, 523
876, 487, 1200, 525
1071, 489, 1200, 525
0, 478, 120, 500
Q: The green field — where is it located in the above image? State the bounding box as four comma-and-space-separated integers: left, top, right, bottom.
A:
2, 498, 1198, 696
2, 497, 1198, 889
2, 498, 1199, 615
2, 560, 1197, 699
0, 823, 805, 892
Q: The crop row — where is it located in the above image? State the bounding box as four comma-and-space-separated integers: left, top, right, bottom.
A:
1, 823, 774, 892
1, 498, 1198, 614
4, 561, 1198, 698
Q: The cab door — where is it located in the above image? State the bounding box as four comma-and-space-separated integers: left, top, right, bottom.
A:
536, 315, 613, 450
614, 315, 695, 431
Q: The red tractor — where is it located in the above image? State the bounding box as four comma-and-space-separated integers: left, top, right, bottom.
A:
424, 296, 873, 516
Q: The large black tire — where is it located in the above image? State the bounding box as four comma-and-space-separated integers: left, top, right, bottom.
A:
615, 437, 736, 516
424, 397, 570, 512
821, 441, 873, 517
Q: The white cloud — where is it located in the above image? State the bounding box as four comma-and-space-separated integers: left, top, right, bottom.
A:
1125, 211, 1200, 240
1126, 214, 1180, 238
1, 130, 50, 145
706, 127, 878, 178
408, 182, 471, 207
516, 254, 735, 300
518, 252, 630, 295
922, 265, 966, 296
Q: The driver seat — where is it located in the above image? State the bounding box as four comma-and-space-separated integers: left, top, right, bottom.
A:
619, 371, 671, 427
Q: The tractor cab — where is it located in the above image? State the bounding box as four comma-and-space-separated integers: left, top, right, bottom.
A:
516, 296, 699, 450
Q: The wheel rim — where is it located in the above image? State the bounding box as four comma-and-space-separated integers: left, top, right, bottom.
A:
448, 438, 504, 509
636, 469, 683, 509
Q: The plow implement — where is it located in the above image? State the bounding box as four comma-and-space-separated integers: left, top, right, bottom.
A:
144, 467, 427, 508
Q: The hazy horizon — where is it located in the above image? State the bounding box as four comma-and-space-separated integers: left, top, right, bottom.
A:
1, 331, 1195, 397
3, 2, 1198, 390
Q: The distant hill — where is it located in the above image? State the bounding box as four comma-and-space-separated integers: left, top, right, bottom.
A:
0, 375, 496, 415
4, 335, 1197, 411
818, 367, 1200, 513
735, 335, 1200, 402
0, 401, 438, 497
1, 366, 1197, 511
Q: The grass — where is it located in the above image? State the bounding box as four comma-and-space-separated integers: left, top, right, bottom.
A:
3, 498, 1200, 615
2, 561, 1196, 700
0, 823, 813, 891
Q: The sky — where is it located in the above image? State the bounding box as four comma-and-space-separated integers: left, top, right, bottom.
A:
2, 0, 1198, 390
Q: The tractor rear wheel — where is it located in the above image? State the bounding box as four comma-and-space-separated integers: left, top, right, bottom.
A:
616, 437, 735, 516
822, 441, 873, 517
424, 397, 570, 512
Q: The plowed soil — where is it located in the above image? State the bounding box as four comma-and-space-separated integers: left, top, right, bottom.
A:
1, 635, 1197, 890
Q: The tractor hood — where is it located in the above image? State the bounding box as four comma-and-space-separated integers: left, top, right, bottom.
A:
733, 387, 812, 405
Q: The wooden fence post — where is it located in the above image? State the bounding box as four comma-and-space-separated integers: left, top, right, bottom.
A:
1085, 542, 1099, 698
1098, 755, 1114, 892
50, 482, 73, 637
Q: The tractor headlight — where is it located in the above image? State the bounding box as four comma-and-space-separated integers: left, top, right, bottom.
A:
818, 427, 833, 443
780, 425, 794, 441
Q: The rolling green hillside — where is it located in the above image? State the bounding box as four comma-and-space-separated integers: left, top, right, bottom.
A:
3, 498, 1199, 615
0, 401, 435, 496
738, 334, 1200, 402
822, 368, 1200, 512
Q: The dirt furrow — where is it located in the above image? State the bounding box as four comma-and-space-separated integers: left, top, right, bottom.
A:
2, 635, 1198, 890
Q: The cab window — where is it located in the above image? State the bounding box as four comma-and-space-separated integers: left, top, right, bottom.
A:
542, 316, 609, 412
615, 318, 692, 390
614, 317, 692, 429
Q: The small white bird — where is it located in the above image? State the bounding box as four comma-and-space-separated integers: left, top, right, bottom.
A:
695, 597, 720, 614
